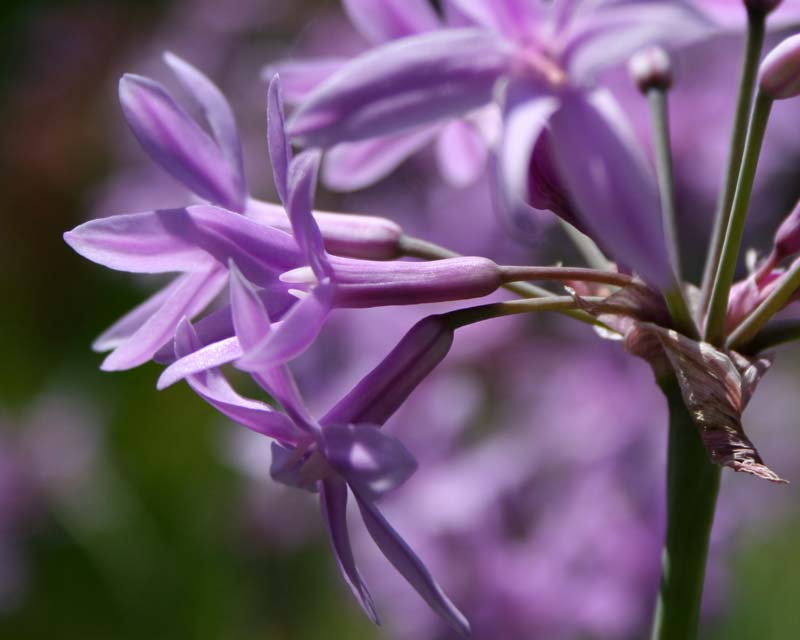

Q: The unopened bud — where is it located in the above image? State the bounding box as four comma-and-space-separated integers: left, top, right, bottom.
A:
773, 200, 800, 259
759, 34, 800, 100
744, 0, 782, 16
628, 46, 672, 93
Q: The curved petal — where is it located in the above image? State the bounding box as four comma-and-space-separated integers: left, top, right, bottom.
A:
323, 125, 440, 192
321, 424, 417, 500
262, 58, 347, 103
101, 266, 227, 371
353, 489, 470, 638
237, 279, 335, 371
157, 336, 242, 389
287, 151, 332, 279
65, 206, 301, 277
435, 118, 488, 188
118, 74, 243, 210
288, 29, 513, 147
93, 278, 186, 352
229, 263, 317, 432
163, 52, 246, 210
549, 91, 672, 289
173, 319, 300, 443
267, 75, 292, 206
319, 478, 380, 623
343, 0, 440, 44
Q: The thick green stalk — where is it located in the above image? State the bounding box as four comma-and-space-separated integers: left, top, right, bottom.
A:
700, 11, 766, 313
704, 90, 773, 345
651, 378, 721, 640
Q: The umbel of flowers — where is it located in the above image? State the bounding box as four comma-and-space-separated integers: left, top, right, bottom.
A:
65, 1, 800, 638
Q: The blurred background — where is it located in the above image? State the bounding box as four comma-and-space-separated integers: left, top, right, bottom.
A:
2, 1, 800, 638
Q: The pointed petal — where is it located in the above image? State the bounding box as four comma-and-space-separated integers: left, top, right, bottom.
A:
321, 424, 417, 500
93, 278, 185, 352
238, 279, 335, 370
173, 319, 300, 443
549, 92, 672, 289
101, 266, 227, 371
118, 73, 243, 209
343, 0, 440, 44
287, 150, 332, 279
353, 489, 470, 637
435, 119, 487, 188
157, 336, 242, 389
228, 263, 317, 432
323, 125, 439, 192
262, 58, 347, 103
496, 82, 560, 228
163, 52, 246, 209
267, 75, 292, 206
288, 29, 513, 147
319, 478, 380, 624
323, 316, 454, 426
65, 206, 301, 277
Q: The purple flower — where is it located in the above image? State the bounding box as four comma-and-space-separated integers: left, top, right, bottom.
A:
168, 262, 470, 636
286, 1, 712, 287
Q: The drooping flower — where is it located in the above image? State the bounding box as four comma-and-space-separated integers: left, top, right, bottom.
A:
168, 262, 470, 636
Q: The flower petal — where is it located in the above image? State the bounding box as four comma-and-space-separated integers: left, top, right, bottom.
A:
118, 73, 243, 210
267, 75, 292, 206
288, 29, 513, 147
163, 52, 246, 210
157, 336, 242, 389
237, 279, 335, 371
321, 423, 417, 500
549, 91, 672, 289
101, 266, 227, 371
323, 125, 440, 192
173, 318, 300, 443
319, 478, 380, 623
343, 0, 440, 44
435, 118, 488, 188
229, 262, 317, 432
65, 205, 301, 277
353, 489, 470, 638
287, 150, 332, 279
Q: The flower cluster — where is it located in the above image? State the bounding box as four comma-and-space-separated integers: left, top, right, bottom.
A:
65, 0, 800, 635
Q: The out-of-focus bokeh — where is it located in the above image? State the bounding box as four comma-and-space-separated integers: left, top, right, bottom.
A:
2, 1, 800, 638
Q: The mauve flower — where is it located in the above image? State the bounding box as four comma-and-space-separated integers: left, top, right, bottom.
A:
287, 1, 713, 288
168, 262, 470, 636
271, 0, 499, 190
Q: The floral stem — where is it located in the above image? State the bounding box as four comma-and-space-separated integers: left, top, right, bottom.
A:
442, 295, 595, 329
651, 377, 721, 640
704, 90, 773, 345
398, 234, 608, 328
647, 88, 682, 282
700, 10, 766, 314
558, 219, 611, 270
726, 258, 800, 350
499, 265, 633, 287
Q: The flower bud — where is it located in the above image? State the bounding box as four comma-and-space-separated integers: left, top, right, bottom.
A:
758, 34, 800, 100
773, 200, 800, 259
628, 46, 673, 93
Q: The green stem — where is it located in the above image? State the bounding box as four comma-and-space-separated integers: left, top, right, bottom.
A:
704, 90, 773, 345
726, 258, 800, 350
651, 377, 721, 640
558, 219, 611, 270
647, 88, 682, 282
738, 318, 800, 354
700, 11, 766, 313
